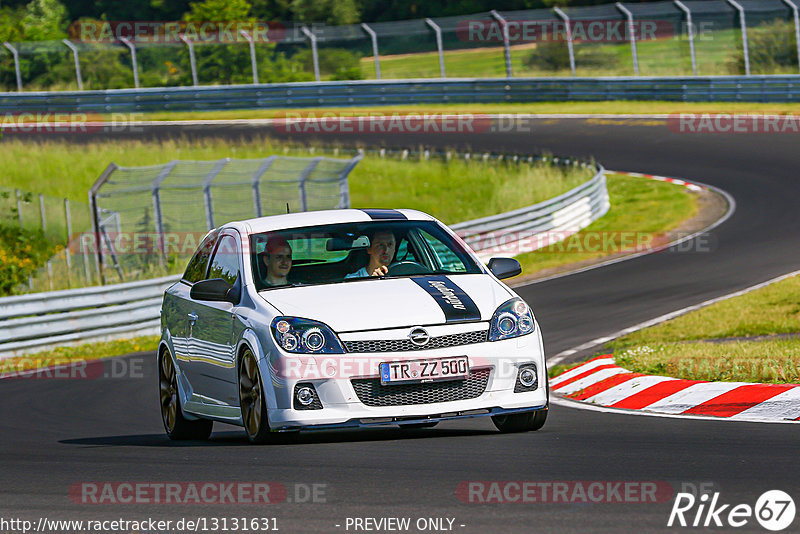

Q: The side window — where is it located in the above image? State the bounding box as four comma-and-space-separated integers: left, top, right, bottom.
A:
208, 235, 240, 285
395, 237, 419, 262
183, 231, 218, 283
420, 230, 467, 272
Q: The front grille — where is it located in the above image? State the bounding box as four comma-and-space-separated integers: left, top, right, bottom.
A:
351, 368, 491, 407
344, 329, 488, 353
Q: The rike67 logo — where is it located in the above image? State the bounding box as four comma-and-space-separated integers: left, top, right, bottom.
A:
668, 490, 795, 531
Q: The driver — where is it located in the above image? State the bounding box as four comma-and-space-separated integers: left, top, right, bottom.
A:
346, 230, 396, 278
260, 236, 293, 287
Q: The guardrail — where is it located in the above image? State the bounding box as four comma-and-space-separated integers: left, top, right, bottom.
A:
3, 76, 800, 114
453, 161, 608, 260
0, 153, 606, 358
0, 275, 177, 357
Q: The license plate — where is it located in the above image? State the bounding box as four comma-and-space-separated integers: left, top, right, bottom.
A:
379, 356, 470, 385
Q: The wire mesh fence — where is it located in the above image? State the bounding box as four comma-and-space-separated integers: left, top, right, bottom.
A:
0, 186, 99, 294
2, 0, 800, 92
87, 154, 361, 285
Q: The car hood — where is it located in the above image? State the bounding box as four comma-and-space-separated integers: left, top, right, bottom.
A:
258, 274, 513, 332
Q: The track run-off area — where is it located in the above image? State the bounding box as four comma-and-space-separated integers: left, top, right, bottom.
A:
2, 116, 799, 533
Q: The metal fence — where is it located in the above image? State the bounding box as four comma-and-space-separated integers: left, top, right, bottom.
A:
0, 186, 99, 293
0, 151, 607, 358
6, 75, 800, 115
88, 155, 361, 285
2, 0, 800, 93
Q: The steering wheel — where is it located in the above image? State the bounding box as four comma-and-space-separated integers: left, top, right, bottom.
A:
387, 261, 432, 276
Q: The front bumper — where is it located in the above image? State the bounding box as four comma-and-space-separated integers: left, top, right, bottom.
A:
270, 404, 548, 432
263, 329, 547, 430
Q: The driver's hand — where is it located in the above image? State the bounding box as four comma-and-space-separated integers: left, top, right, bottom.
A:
371, 265, 388, 277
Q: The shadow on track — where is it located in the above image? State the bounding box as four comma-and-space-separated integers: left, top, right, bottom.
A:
59, 427, 498, 447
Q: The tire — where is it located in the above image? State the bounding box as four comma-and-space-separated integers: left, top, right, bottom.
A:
239, 347, 272, 444
159, 349, 213, 440
400, 422, 439, 429
491, 409, 548, 433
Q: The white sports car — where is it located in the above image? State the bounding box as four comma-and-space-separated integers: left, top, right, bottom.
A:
158, 209, 548, 443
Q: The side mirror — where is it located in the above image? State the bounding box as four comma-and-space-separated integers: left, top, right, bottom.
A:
190, 278, 240, 304
487, 257, 521, 280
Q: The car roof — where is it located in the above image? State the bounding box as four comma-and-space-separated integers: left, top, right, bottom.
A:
225, 209, 437, 236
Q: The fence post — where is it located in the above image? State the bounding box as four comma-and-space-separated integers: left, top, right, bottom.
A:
89, 163, 119, 284
61, 39, 83, 90
179, 34, 199, 86
726, 0, 750, 75
118, 37, 139, 89
336, 152, 363, 209
239, 30, 259, 84
490, 10, 513, 78
782, 0, 800, 73
616, 3, 639, 75
425, 19, 446, 77
203, 158, 229, 231
674, 0, 697, 75
250, 156, 277, 218
64, 198, 73, 288
297, 157, 323, 212
3, 42, 22, 91
553, 8, 576, 76
38, 194, 46, 234
300, 26, 320, 82
15, 189, 23, 226
150, 161, 177, 264
360, 23, 381, 79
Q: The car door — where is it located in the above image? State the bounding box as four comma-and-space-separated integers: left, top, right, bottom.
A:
186, 232, 241, 409
164, 230, 219, 399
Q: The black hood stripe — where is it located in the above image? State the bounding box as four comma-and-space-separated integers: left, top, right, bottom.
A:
360, 209, 407, 220
411, 276, 481, 323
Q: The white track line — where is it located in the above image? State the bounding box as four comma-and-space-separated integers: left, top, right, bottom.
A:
547, 267, 800, 368
521, 172, 736, 290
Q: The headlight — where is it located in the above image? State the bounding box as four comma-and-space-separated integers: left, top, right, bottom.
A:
488, 298, 535, 341
270, 317, 345, 354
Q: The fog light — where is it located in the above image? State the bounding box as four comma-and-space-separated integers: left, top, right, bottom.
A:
296, 386, 315, 406
519, 367, 536, 387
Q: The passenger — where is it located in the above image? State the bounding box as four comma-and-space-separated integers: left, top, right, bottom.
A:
346, 230, 396, 278
261, 237, 292, 287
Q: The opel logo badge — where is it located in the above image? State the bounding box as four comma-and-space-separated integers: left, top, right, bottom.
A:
408, 327, 430, 346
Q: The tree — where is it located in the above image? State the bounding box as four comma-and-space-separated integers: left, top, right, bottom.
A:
184, 0, 253, 21
290, 0, 360, 25
21, 0, 67, 40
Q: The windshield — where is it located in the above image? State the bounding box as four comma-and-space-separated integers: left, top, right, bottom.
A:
250, 220, 483, 291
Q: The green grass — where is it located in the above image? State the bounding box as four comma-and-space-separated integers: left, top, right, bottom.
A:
610, 275, 800, 348
602, 273, 800, 384
0, 336, 159, 375
514, 173, 698, 276
0, 137, 591, 225
361, 31, 786, 80
614, 339, 800, 384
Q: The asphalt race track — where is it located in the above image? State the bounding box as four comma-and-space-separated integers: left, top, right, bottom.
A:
2, 118, 800, 532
